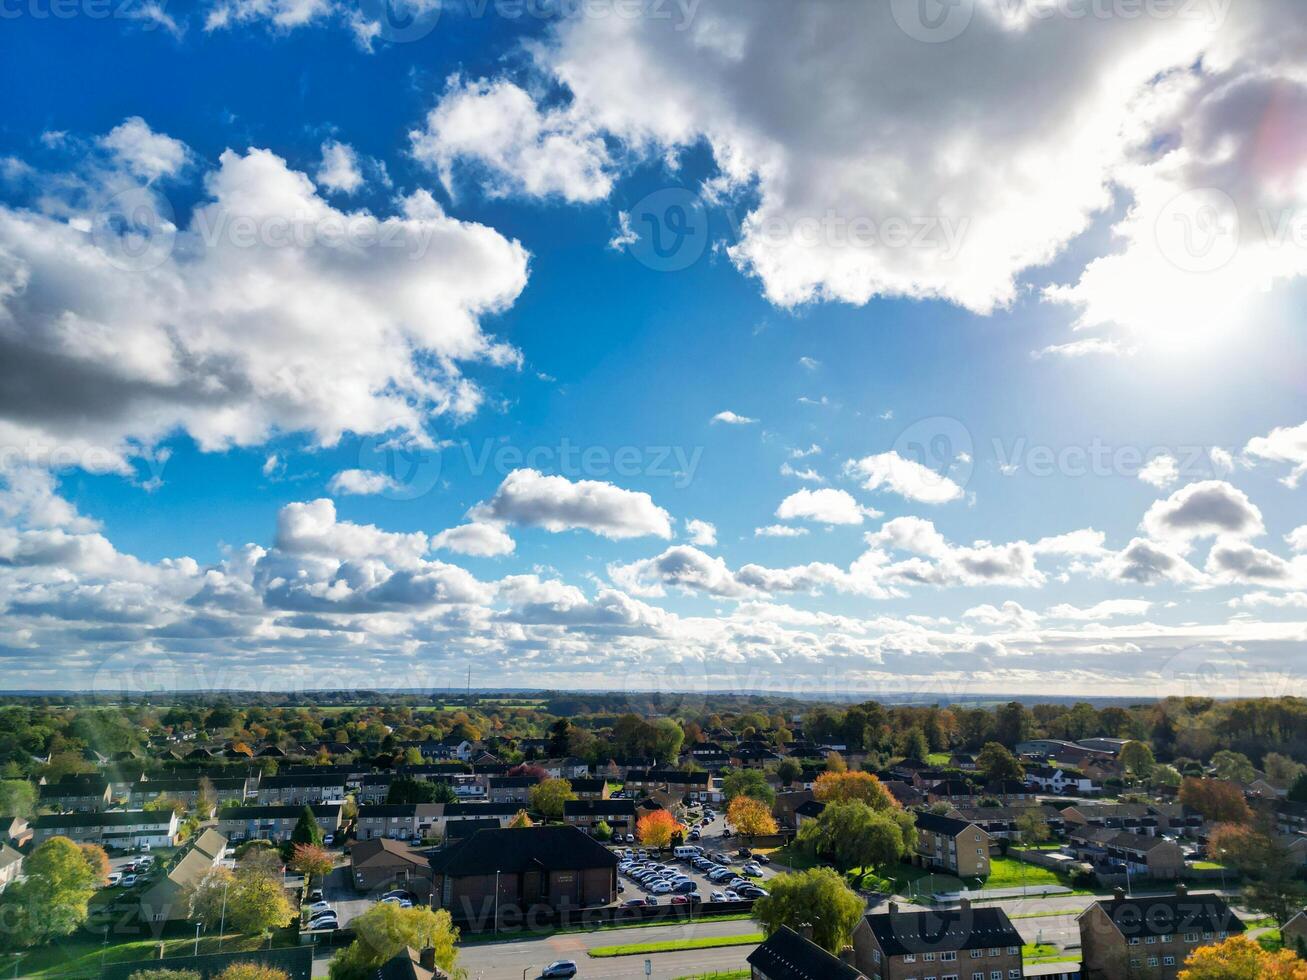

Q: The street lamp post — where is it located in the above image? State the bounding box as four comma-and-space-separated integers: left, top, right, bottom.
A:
194, 921, 201, 955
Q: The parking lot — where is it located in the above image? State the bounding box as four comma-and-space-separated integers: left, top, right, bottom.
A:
609, 809, 779, 906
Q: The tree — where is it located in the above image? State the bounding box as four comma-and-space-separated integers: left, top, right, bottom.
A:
1208, 823, 1307, 926
1289, 771, 1307, 803
976, 742, 1024, 782
1015, 810, 1051, 844
1265, 753, 1305, 788
240, 845, 284, 879
227, 867, 294, 935
187, 866, 235, 929
812, 771, 897, 810
728, 796, 778, 844
1209, 750, 1256, 784
1118, 741, 1156, 781
80, 842, 111, 886
1180, 778, 1253, 824
752, 868, 864, 954
798, 801, 913, 877
128, 971, 201, 980
652, 718, 686, 764
897, 728, 930, 763
1180, 934, 1307, 978
825, 750, 849, 774
507, 809, 533, 829
593, 820, 613, 842
636, 810, 686, 850
215, 966, 292, 980
327, 903, 460, 980
1149, 764, 1183, 790
144, 795, 187, 816
196, 776, 217, 815
992, 702, 1029, 747
529, 778, 575, 820
291, 805, 324, 847
721, 769, 775, 806
0, 779, 36, 818
289, 843, 334, 882
777, 758, 802, 787
0, 835, 97, 945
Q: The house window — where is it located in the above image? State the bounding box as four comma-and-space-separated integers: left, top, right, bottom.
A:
1146, 936, 1157, 944
971, 950, 984, 959
925, 952, 936, 961
1164, 956, 1176, 966
904, 954, 917, 963
1161, 934, 1172, 942
1008, 972, 1020, 980
1128, 938, 1141, 946
1147, 957, 1159, 967
942, 952, 957, 961
1185, 933, 1200, 942
973, 973, 984, 980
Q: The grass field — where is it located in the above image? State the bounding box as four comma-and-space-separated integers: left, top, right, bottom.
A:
12, 929, 298, 979
673, 971, 750, 980
457, 912, 756, 944
984, 856, 1064, 889
589, 933, 763, 958
1023, 942, 1078, 965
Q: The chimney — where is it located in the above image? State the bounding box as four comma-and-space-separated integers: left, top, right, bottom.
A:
798, 922, 814, 941
959, 897, 971, 911
1175, 883, 1188, 898
1113, 887, 1125, 903
420, 947, 437, 970
888, 901, 899, 915
839, 946, 857, 966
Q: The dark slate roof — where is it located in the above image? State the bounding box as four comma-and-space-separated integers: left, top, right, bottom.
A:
569, 778, 607, 792
746, 926, 865, 980
863, 907, 1023, 957
358, 804, 443, 818
376, 946, 437, 980
443, 802, 523, 817
626, 769, 710, 785
564, 799, 637, 817
429, 825, 618, 876
914, 811, 977, 836
101, 946, 313, 980
446, 818, 501, 842
352, 837, 428, 868
795, 800, 826, 818
259, 773, 348, 788
489, 776, 541, 788
32, 810, 171, 828
217, 804, 341, 819
1088, 892, 1246, 940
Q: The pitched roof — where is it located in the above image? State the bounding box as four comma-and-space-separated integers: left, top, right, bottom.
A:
564, 799, 637, 817
192, 828, 228, 860
351, 837, 428, 868
428, 825, 618, 876
0, 844, 22, 871
376, 946, 438, 980
746, 926, 864, 980
1084, 892, 1245, 939
914, 811, 978, 836
33, 810, 173, 828
863, 906, 1023, 957
217, 804, 341, 820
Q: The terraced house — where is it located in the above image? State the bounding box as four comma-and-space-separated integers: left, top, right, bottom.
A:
913, 811, 992, 878
623, 769, 714, 801
128, 776, 252, 811
255, 773, 349, 805
38, 774, 111, 811
357, 804, 443, 841
216, 803, 342, 842
1078, 887, 1244, 979
853, 901, 1024, 980
30, 809, 179, 849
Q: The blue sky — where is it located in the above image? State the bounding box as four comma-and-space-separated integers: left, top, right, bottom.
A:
0, 0, 1305, 695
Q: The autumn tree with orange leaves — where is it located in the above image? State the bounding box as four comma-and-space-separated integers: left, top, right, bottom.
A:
812, 771, 898, 811
636, 810, 686, 850
1180, 935, 1307, 979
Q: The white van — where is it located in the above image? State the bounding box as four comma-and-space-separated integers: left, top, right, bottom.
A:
673, 846, 700, 860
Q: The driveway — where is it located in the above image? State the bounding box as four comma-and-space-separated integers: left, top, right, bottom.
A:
313, 865, 374, 929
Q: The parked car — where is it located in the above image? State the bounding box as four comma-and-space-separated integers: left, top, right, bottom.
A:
754, 853, 771, 865
120, 874, 138, 888
623, 898, 648, 907
106, 872, 122, 886
540, 962, 578, 979
625, 833, 636, 843
710, 889, 726, 902
308, 887, 324, 900
381, 896, 413, 908
307, 901, 333, 914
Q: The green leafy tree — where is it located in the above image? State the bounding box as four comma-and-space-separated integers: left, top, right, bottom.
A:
593, 820, 613, 841
528, 778, 575, 820
187, 866, 236, 929
127, 971, 202, 980
976, 742, 1024, 782
721, 769, 775, 806
1209, 750, 1256, 784
1149, 764, 1183, 790
798, 801, 913, 877
1289, 771, 1307, 803
897, 727, 930, 762
0, 779, 36, 818
776, 758, 803, 787
328, 903, 461, 980
228, 867, 294, 935
1119, 741, 1156, 781
1015, 810, 1050, 844
290, 805, 324, 847
0, 835, 97, 945
215, 966, 291, 980
752, 868, 864, 954
652, 718, 686, 765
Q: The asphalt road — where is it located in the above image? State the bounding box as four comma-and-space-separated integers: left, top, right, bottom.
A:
454, 917, 760, 980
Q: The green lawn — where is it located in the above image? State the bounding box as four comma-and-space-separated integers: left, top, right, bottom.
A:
1023, 942, 1078, 965
984, 856, 1064, 889
673, 971, 749, 980
457, 912, 755, 944
12, 930, 298, 980
925, 753, 951, 765
1189, 860, 1227, 870
589, 933, 763, 958
1258, 930, 1284, 952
